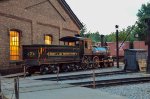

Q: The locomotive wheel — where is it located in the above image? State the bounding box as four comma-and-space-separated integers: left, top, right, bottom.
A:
74, 63, 81, 71
109, 62, 114, 67
27, 68, 35, 76
82, 56, 89, 70
49, 65, 58, 74
62, 64, 70, 72
68, 64, 75, 71
70, 64, 77, 71
93, 56, 99, 68
104, 61, 109, 67
109, 62, 112, 67
40, 65, 49, 75
26, 66, 34, 75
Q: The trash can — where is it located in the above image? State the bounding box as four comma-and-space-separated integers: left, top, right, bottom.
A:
124, 49, 147, 71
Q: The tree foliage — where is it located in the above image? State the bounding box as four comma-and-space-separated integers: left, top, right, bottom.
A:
84, 31, 101, 42
135, 2, 150, 41
81, 26, 136, 43
80, 2, 150, 43
105, 26, 135, 42
80, 23, 87, 37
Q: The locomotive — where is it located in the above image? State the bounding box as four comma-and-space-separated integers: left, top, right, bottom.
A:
23, 36, 114, 75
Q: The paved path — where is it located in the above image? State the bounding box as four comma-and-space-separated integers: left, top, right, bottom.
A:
1, 65, 128, 99
2, 78, 128, 99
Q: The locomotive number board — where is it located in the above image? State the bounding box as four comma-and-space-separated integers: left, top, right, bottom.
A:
46, 52, 78, 56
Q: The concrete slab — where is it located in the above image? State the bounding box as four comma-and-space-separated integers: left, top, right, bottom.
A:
2, 78, 128, 99
4, 86, 128, 99
2, 65, 128, 99
18, 87, 128, 99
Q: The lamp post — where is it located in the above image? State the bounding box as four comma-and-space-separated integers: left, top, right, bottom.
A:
115, 25, 119, 68
145, 18, 150, 73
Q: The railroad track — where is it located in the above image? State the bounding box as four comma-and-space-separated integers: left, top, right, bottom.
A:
70, 77, 150, 88
36, 70, 135, 81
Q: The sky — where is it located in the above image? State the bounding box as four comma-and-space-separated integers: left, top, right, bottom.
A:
65, 0, 150, 35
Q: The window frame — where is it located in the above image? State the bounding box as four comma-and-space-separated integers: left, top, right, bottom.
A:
44, 34, 53, 45
9, 29, 21, 61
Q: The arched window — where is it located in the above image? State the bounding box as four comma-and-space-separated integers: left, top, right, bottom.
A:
9, 30, 20, 60
44, 35, 52, 45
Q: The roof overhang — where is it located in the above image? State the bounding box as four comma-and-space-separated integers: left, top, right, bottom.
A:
58, 0, 83, 30
59, 36, 84, 42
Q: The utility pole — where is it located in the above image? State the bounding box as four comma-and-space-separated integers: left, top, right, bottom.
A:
0, 74, 2, 99
145, 18, 150, 73
115, 25, 119, 68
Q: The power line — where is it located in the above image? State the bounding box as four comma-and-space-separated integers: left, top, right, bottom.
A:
119, 22, 137, 49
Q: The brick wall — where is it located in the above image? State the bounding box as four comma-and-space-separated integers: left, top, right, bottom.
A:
107, 42, 130, 57
0, 0, 80, 74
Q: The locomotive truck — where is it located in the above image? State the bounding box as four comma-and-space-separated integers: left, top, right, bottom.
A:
23, 36, 114, 75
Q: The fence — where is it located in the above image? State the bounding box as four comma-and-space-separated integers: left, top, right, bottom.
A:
0, 63, 100, 99
0, 76, 19, 99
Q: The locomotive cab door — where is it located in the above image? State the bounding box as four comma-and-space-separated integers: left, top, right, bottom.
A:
83, 38, 92, 55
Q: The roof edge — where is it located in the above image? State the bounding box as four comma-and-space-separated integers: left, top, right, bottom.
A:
58, 0, 83, 30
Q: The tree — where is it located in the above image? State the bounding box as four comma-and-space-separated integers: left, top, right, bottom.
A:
80, 23, 87, 37
85, 31, 101, 42
136, 2, 150, 40
105, 32, 116, 42
105, 27, 131, 42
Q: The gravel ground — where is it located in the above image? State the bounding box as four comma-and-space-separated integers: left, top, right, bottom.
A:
99, 83, 150, 99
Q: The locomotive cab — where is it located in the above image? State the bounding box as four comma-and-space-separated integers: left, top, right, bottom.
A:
82, 38, 92, 55
59, 36, 93, 57
60, 36, 113, 69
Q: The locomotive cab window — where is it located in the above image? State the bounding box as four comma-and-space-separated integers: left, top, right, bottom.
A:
64, 42, 75, 46
44, 35, 52, 45
10, 30, 20, 60
68, 42, 75, 46
85, 41, 88, 48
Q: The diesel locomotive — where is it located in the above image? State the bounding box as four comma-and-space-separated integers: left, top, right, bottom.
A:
23, 36, 114, 74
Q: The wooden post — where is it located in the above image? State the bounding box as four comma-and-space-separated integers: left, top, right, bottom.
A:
24, 65, 26, 78
14, 77, 19, 99
57, 66, 60, 83
0, 74, 2, 99
92, 68, 96, 89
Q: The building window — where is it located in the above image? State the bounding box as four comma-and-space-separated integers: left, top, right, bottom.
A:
10, 30, 20, 60
44, 35, 52, 45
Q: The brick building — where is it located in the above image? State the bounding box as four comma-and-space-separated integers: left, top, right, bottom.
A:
0, 0, 83, 74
